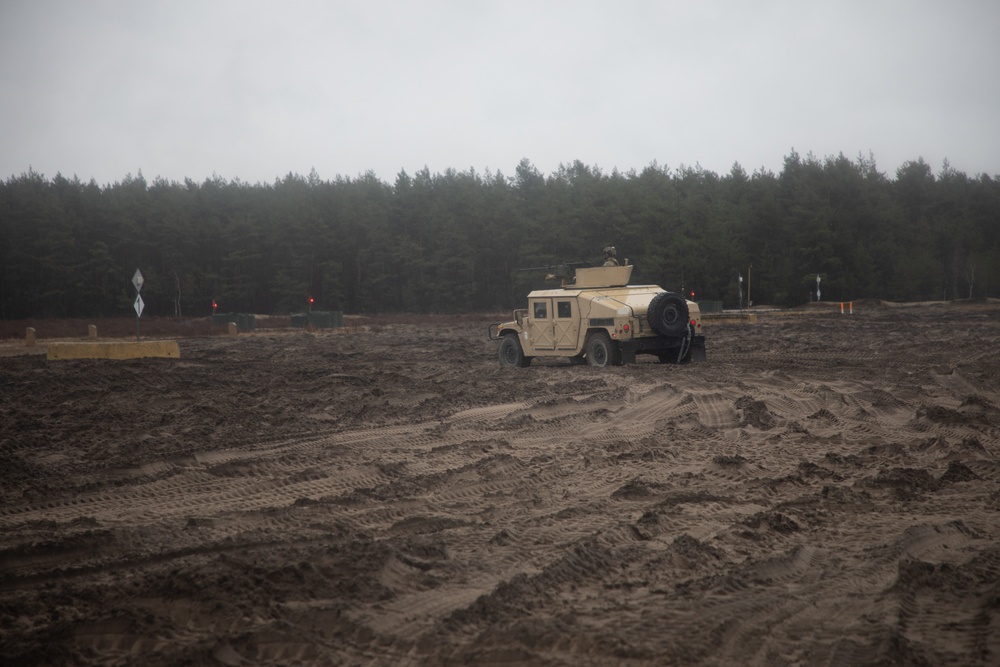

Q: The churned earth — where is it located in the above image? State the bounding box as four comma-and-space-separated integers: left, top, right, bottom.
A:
1, 302, 999, 666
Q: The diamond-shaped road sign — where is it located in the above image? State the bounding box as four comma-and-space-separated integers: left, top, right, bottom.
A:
132, 269, 144, 293
134, 294, 144, 317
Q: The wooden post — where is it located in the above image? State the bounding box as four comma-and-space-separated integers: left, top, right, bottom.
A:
228, 322, 238, 336
88, 324, 97, 339
25, 327, 36, 347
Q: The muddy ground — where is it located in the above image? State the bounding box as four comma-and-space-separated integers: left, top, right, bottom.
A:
1, 303, 999, 666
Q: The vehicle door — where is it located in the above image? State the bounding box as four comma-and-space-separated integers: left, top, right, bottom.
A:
552, 298, 580, 350
527, 298, 556, 350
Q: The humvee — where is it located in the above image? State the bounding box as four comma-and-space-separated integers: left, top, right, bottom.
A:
488, 264, 706, 367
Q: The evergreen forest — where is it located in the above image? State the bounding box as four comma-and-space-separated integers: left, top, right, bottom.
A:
2, 151, 998, 320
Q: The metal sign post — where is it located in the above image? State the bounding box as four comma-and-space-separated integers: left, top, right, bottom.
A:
132, 269, 144, 340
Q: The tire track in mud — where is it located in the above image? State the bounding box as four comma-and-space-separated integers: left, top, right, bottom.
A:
427, 355, 998, 664
2, 310, 1000, 666
2, 400, 590, 589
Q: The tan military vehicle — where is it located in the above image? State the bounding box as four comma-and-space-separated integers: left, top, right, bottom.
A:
489, 264, 706, 367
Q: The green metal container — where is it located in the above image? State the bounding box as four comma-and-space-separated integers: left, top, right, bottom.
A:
291, 311, 344, 329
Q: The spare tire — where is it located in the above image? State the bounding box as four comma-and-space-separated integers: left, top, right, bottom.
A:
647, 291, 689, 337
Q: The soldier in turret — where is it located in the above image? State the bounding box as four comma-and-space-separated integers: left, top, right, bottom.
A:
602, 246, 619, 267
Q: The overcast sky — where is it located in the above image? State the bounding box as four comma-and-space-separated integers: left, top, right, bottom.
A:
2, 0, 998, 186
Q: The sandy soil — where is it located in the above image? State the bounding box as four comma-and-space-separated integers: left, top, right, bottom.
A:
2, 303, 999, 666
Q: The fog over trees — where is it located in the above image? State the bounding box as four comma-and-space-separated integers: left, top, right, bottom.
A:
2, 152, 998, 319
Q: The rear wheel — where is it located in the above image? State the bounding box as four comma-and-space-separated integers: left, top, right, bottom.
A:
499, 334, 530, 367
586, 332, 622, 367
657, 350, 678, 364
658, 324, 696, 364
657, 346, 691, 364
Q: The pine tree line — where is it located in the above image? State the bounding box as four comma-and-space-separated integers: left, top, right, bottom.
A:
2, 152, 998, 319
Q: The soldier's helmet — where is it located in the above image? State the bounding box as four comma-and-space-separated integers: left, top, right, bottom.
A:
603, 246, 617, 258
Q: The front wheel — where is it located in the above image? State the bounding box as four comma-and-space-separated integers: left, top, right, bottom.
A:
586, 332, 622, 367
499, 334, 531, 367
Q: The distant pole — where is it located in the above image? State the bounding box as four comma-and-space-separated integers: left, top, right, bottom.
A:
738, 274, 744, 314
816, 274, 821, 302
747, 264, 753, 309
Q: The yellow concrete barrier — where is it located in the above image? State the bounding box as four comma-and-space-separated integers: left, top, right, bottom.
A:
46, 340, 181, 361
702, 313, 757, 324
